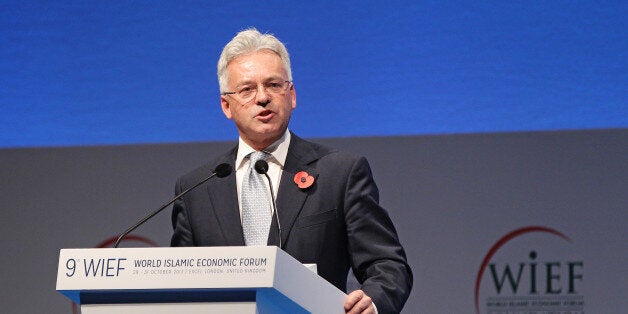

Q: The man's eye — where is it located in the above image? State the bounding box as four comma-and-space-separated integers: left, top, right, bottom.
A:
268, 82, 282, 88
238, 86, 254, 94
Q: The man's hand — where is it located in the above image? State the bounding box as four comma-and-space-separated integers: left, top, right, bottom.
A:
344, 290, 375, 314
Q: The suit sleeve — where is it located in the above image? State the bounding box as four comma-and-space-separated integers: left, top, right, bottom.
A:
343, 157, 413, 313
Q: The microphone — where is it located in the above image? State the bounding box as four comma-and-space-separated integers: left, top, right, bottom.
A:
254, 160, 282, 249
113, 163, 233, 248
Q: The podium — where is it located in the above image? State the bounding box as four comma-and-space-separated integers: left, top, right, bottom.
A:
56, 246, 347, 313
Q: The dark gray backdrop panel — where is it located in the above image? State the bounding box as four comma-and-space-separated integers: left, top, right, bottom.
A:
1, 129, 625, 313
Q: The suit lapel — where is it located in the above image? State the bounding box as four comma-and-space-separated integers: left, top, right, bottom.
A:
207, 147, 246, 246
273, 135, 321, 246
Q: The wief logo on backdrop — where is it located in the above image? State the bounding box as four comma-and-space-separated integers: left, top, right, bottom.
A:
474, 226, 584, 314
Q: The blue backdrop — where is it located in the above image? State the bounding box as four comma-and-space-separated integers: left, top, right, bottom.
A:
1, 1, 626, 148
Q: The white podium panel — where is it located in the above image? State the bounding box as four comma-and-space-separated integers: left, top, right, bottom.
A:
56, 246, 346, 313
81, 302, 256, 314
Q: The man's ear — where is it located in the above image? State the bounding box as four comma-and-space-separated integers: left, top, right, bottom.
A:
220, 96, 233, 119
290, 83, 297, 109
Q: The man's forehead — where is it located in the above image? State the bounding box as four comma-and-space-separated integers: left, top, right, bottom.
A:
226, 50, 287, 83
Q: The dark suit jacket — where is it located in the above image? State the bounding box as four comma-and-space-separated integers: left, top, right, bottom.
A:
171, 134, 412, 313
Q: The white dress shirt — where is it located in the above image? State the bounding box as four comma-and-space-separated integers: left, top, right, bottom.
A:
234, 130, 291, 221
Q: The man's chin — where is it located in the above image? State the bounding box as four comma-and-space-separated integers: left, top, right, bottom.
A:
245, 128, 284, 146
255, 125, 285, 136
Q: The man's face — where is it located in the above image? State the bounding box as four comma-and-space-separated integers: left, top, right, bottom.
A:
220, 50, 296, 150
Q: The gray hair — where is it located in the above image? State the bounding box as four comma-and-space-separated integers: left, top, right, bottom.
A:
217, 28, 292, 93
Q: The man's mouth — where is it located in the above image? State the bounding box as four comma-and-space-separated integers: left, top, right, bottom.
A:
258, 110, 272, 117
256, 109, 274, 122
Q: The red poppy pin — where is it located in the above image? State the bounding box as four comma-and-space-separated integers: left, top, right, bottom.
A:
294, 171, 315, 189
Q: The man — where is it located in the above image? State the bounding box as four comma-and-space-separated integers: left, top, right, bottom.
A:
171, 28, 412, 313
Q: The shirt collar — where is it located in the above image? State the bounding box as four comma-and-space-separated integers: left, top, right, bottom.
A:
235, 130, 291, 171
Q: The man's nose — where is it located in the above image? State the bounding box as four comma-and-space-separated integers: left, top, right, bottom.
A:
255, 85, 271, 106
